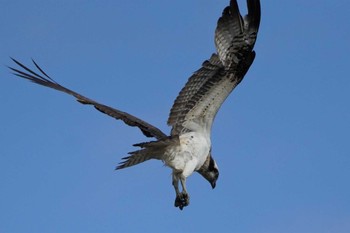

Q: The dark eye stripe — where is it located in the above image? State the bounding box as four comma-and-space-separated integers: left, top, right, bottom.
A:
209, 156, 215, 171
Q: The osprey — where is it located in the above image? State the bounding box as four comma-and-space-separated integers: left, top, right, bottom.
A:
8, 0, 260, 210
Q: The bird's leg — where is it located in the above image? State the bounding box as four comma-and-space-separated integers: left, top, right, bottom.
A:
172, 173, 181, 197
172, 172, 189, 210
172, 173, 183, 209
179, 175, 190, 207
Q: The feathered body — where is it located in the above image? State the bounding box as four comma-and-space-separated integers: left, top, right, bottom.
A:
8, 0, 261, 210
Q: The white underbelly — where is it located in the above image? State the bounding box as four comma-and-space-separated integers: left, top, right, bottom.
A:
164, 132, 211, 177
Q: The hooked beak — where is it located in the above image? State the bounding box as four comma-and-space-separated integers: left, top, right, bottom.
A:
211, 181, 216, 189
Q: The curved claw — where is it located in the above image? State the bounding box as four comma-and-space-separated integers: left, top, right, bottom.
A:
174, 192, 190, 210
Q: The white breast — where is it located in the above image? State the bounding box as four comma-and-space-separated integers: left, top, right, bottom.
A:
164, 132, 211, 177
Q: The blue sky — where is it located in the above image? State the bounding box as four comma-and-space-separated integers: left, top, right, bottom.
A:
1, 0, 349, 232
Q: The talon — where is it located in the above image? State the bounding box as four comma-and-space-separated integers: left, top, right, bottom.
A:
174, 193, 190, 210
174, 195, 183, 208
182, 192, 190, 207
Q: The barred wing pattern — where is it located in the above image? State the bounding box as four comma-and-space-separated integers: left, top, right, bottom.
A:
215, 0, 260, 68
167, 54, 224, 135
167, 0, 260, 136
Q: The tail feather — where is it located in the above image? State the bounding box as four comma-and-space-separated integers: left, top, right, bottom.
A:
116, 149, 158, 170
116, 136, 178, 170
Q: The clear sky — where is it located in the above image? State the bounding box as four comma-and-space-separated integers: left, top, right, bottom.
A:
1, 1, 349, 232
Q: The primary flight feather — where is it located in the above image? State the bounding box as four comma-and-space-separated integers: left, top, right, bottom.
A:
8, 0, 260, 210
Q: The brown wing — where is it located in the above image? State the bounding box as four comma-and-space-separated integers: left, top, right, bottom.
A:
215, 0, 260, 68
8, 58, 167, 140
167, 0, 260, 136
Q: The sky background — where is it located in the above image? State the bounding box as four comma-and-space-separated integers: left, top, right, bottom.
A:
1, 0, 349, 232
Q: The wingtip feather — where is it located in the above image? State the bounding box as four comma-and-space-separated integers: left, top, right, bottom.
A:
246, 0, 261, 32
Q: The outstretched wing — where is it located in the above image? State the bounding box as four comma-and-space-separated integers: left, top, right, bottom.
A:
8, 58, 167, 140
167, 54, 224, 135
167, 0, 260, 136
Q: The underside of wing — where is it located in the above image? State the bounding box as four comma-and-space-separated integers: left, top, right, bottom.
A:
167, 54, 224, 135
167, 0, 260, 135
8, 58, 167, 140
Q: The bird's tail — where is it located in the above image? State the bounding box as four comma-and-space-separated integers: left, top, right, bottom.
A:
116, 136, 177, 170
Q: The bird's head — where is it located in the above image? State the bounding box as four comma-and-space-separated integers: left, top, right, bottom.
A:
197, 153, 219, 189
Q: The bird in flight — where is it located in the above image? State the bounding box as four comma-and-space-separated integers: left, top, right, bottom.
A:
8, 0, 260, 210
